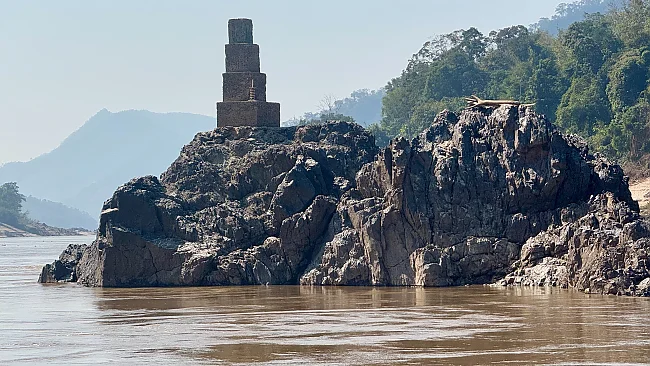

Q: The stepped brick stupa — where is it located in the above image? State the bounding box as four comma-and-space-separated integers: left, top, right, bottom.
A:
216, 18, 280, 127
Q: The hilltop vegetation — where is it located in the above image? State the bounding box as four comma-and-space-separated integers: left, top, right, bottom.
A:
0, 182, 26, 227
372, 0, 650, 164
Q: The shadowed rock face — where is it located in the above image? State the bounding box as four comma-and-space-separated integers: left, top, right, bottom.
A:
72, 122, 377, 287
38, 244, 87, 283
40, 107, 650, 296
303, 107, 640, 290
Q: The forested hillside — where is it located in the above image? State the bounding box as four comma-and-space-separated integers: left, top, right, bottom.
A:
373, 0, 650, 162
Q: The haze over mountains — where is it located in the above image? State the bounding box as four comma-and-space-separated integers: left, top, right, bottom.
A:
533, 0, 613, 34
0, 0, 613, 230
0, 109, 214, 221
283, 89, 385, 127
22, 196, 98, 229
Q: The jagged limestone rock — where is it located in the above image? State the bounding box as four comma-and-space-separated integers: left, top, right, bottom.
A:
40, 107, 650, 296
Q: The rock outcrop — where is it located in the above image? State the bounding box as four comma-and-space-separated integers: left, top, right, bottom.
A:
38, 243, 87, 283
72, 122, 377, 287
499, 193, 650, 296
39, 107, 650, 296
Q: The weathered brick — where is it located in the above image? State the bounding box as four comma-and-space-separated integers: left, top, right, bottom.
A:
222, 72, 267, 102
216, 101, 280, 127
225, 44, 260, 72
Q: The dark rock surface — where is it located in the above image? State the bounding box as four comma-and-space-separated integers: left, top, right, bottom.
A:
74, 122, 377, 287
499, 193, 650, 296
38, 243, 87, 283
40, 107, 650, 296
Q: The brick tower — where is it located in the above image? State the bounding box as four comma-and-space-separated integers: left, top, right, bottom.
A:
216, 19, 280, 127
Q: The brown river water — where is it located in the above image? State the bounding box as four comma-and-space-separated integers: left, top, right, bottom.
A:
1, 236, 649, 365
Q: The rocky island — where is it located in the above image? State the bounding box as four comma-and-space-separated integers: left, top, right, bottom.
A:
39, 18, 650, 296
40, 105, 650, 296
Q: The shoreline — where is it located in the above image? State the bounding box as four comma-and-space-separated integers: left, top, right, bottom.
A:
0, 222, 94, 238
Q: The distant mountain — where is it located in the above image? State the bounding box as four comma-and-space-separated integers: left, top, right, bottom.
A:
22, 196, 97, 230
284, 89, 384, 127
0, 109, 215, 216
532, 0, 617, 35
331, 89, 384, 126
282, 2, 621, 132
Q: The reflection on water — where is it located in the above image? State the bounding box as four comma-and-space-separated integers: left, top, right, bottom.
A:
1, 237, 649, 365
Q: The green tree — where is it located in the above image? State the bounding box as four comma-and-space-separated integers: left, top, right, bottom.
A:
560, 13, 621, 75
424, 49, 488, 100
531, 56, 566, 118
0, 182, 26, 226
318, 113, 355, 123
556, 73, 611, 135
367, 123, 391, 147
606, 48, 650, 112
611, 0, 650, 48
381, 84, 418, 138
374, 0, 650, 162
458, 27, 489, 60
292, 112, 356, 126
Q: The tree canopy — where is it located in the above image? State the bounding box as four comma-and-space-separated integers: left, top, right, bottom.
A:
0, 182, 26, 226
371, 0, 650, 162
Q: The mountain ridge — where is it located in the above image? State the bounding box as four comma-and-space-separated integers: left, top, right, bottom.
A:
0, 109, 215, 218
22, 195, 97, 230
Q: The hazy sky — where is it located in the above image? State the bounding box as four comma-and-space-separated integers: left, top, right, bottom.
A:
0, 1, 564, 164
